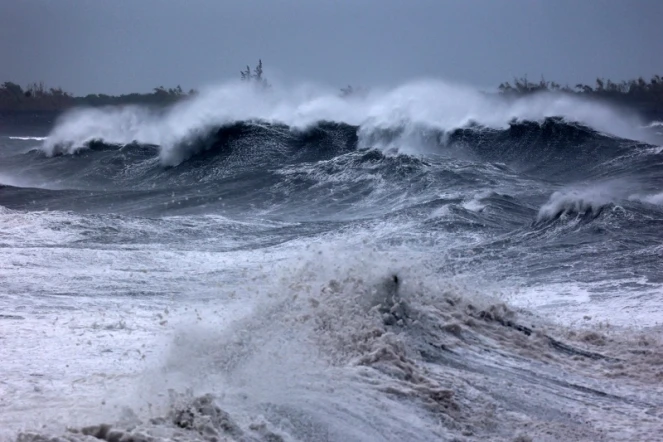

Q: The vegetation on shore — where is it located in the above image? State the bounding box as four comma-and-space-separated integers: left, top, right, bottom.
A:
497, 75, 663, 108
0, 60, 269, 112
1, 60, 662, 115
240, 59, 271, 90
0, 81, 195, 111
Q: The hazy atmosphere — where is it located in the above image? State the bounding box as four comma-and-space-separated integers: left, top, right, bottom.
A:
3, 2, 663, 441
1, 0, 663, 94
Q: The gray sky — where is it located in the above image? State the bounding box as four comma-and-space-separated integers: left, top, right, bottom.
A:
1, 0, 662, 95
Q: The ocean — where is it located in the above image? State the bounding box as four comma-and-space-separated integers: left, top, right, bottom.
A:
1, 81, 662, 441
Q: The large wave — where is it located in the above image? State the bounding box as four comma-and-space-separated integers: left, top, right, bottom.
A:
41, 80, 650, 165
4, 79, 663, 442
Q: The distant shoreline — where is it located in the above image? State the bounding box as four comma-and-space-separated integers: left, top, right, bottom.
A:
2, 71, 663, 136
2, 70, 662, 125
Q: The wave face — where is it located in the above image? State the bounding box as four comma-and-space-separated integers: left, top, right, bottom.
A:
2, 81, 663, 441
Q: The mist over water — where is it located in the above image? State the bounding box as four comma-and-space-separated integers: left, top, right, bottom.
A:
2, 79, 663, 441
42, 80, 650, 163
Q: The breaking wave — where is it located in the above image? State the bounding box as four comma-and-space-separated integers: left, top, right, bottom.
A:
7, 136, 48, 141
41, 80, 650, 163
12, 250, 663, 441
3, 78, 663, 441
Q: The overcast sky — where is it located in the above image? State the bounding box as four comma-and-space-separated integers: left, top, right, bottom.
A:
1, 0, 662, 95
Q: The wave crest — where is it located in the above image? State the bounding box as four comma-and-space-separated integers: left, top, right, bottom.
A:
537, 187, 615, 221
41, 80, 649, 165
537, 182, 663, 222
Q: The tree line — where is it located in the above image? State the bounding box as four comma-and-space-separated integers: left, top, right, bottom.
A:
2, 61, 662, 113
497, 75, 663, 109
0, 81, 196, 111
0, 59, 272, 112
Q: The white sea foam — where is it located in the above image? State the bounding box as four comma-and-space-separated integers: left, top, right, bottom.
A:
536, 179, 663, 219
7, 242, 663, 441
41, 79, 649, 165
8, 136, 48, 141
537, 180, 663, 221
461, 191, 493, 212
538, 184, 621, 221
6, 78, 663, 441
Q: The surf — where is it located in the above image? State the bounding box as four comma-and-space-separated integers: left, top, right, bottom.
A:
41, 79, 651, 163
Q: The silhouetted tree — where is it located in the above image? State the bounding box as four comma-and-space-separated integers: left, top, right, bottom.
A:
240, 65, 252, 81
254, 59, 263, 81
340, 85, 355, 97
339, 85, 368, 98
240, 59, 270, 90
493, 73, 663, 119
